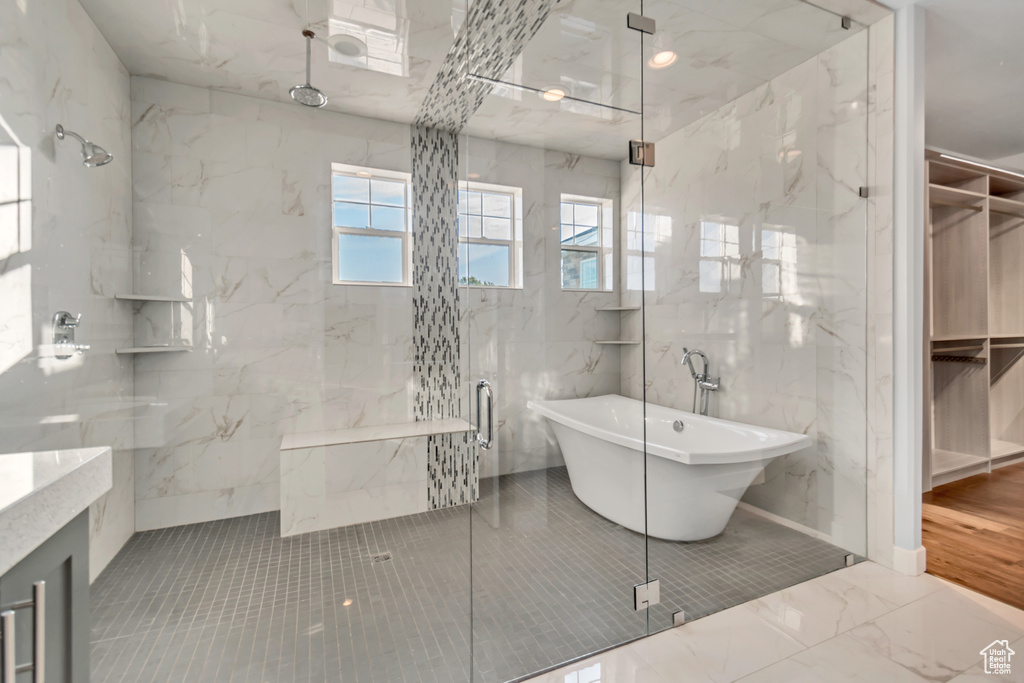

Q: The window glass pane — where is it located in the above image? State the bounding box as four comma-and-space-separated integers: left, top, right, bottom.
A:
371, 205, 406, 232
334, 201, 370, 228
483, 216, 511, 241
575, 203, 599, 227
458, 214, 469, 237
460, 242, 510, 287
762, 229, 779, 259
560, 202, 573, 224
333, 175, 369, 203
463, 214, 482, 239
370, 179, 406, 206
482, 192, 511, 218
561, 249, 598, 290
338, 233, 404, 283
561, 224, 577, 245
574, 225, 599, 247
560, 224, 575, 244
458, 191, 469, 214
466, 191, 482, 214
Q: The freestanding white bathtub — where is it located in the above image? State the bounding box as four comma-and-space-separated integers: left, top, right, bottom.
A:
528, 395, 812, 542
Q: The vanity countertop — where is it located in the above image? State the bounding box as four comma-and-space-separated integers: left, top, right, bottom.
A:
0, 446, 112, 575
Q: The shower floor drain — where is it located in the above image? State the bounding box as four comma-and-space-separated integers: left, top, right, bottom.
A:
372, 552, 393, 564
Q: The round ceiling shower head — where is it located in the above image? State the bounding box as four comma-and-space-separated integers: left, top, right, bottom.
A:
290, 29, 328, 108
55, 124, 114, 167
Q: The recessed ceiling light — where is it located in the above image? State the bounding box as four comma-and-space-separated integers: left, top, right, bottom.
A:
648, 51, 677, 69
329, 34, 367, 59
540, 87, 566, 102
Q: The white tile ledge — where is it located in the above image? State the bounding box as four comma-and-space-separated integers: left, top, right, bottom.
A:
0, 447, 113, 575
281, 418, 474, 451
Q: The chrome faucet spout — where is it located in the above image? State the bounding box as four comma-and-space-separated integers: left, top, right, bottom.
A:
681, 347, 719, 416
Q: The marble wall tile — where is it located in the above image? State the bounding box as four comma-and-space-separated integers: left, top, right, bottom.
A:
131, 78, 622, 526
0, 0, 135, 580
622, 31, 874, 555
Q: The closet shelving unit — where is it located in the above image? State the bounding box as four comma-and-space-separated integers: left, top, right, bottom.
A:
925, 151, 1024, 487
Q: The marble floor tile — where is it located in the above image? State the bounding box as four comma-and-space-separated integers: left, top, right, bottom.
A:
527, 647, 668, 683
844, 585, 1024, 681
632, 605, 805, 683
734, 634, 932, 683
743, 570, 898, 647
834, 559, 945, 607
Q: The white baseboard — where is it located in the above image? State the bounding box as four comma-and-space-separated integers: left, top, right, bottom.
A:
892, 545, 927, 576
736, 502, 833, 544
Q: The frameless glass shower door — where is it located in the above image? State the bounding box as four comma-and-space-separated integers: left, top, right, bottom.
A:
636, 0, 874, 636
460, 1, 650, 680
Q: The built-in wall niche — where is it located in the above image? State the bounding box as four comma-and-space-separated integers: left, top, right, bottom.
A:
113, 294, 193, 354
925, 151, 1024, 487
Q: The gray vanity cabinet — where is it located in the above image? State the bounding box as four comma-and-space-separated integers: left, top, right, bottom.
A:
0, 510, 89, 682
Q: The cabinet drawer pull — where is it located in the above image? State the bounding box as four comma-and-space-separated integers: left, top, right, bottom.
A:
0, 581, 45, 682
1, 610, 13, 683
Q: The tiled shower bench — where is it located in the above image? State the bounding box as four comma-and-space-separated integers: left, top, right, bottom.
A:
279, 419, 474, 537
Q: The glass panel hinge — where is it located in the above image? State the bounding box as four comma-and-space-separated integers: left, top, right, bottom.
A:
842, 16, 853, 30
634, 579, 660, 611
630, 140, 655, 167
627, 12, 656, 35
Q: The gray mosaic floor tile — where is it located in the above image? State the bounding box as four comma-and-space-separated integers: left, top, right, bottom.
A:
91, 467, 851, 683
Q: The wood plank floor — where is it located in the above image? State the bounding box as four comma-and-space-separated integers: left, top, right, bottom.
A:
923, 461, 1024, 611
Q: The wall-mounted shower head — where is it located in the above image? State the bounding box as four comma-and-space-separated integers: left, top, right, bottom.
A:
290, 30, 328, 108
55, 124, 113, 167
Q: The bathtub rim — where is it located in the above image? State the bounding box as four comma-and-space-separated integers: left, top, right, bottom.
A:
528, 395, 812, 465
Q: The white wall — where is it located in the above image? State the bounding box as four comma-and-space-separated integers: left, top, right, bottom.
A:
0, 0, 135, 579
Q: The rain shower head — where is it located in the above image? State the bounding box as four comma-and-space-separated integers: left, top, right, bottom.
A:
290, 30, 328, 108
55, 124, 113, 167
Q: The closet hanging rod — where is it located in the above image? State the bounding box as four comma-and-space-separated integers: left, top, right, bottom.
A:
931, 354, 986, 364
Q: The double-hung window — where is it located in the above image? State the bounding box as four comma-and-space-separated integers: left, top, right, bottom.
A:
331, 163, 412, 286
458, 183, 522, 288
560, 195, 614, 290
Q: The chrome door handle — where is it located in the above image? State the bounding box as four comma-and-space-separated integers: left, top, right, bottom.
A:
0, 581, 45, 682
476, 379, 493, 450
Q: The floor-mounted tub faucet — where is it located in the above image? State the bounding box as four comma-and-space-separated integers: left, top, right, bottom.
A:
682, 347, 719, 416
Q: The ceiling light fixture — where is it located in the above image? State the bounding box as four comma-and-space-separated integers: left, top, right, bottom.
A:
540, 87, 566, 102
648, 51, 677, 69
329, 34, 367, 59
940, 154, 1024, 180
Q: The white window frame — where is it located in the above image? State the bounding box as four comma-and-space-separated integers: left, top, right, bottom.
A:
560, 194, 614, 292
458, 180, 523, 289
331, 163, 413, 287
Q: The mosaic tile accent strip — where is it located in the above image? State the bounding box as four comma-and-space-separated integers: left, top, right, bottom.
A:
428, 432, 478, 509
410, 125, 476, 509
91, 467, 852, 683
414, 0, 557, 132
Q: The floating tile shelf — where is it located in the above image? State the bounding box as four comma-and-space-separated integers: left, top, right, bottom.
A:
594, 340, 640, 345
115, 346, 192, 355
114, 293, 192, 303
595, 306, 641, 312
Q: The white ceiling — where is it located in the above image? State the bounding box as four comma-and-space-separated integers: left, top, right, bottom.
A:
80, 0, 875, 159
